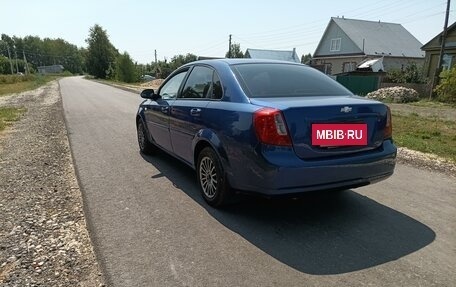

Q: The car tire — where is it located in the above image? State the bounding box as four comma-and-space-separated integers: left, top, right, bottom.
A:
137, 120, 156, 154
197, 147, 231, 207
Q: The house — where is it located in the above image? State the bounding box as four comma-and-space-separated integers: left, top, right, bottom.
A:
38, 65, 64, 74
421, 22, 456, 79
312, 17, 425, 75
245, 48, 300, 63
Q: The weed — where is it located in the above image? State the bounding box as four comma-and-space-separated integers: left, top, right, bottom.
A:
0, 107, 26, 131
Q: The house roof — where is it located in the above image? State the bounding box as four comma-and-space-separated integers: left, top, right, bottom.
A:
315, 17, 424, 58
422, 21, 456, 50
245, 48, 300, 63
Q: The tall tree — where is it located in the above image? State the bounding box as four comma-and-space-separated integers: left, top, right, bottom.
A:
226, 43, 244, 58
85, 24, 117, 79
301, 53, 312, 64
170, 53, 197, 69
0, 56, 11, 74
116, 52, 137, 83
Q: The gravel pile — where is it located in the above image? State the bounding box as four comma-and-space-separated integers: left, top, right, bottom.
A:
366, 86, 420, 103
0, 82, 104, 287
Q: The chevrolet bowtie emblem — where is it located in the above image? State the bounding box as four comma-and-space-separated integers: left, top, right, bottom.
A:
340, 106, 352, 113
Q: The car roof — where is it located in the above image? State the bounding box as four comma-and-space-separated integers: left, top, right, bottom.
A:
187, 58, 305, 66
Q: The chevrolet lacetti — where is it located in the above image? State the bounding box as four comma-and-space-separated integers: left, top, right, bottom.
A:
136, 59, 397, 207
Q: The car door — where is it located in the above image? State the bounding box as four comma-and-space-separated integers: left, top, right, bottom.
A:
169, 65, 216, 165
144, 69, 188, 152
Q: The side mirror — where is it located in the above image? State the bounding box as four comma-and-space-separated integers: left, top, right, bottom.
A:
140, 89, 155, 99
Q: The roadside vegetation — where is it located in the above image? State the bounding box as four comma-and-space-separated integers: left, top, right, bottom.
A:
0, 106, 26, 131
0, 74, 62, 96
409, 100, 456, 108
392, 111, 456, 162
434, 66, 456, 104
366, 66, 456, 162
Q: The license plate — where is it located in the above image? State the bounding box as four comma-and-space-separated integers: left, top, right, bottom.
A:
312, 123, 367, 146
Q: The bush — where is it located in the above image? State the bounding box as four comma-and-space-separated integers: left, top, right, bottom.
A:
366, 86, 420, 103
115, 52, 138, 83
61, 71, 73, 77
384, 63, 425, 84
434, 67, 456, 104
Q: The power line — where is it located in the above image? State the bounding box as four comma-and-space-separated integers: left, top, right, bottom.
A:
230, 0, 441, 54
236, 0, 430, 41
402, 11, 448, 25
193, 39, 227, 54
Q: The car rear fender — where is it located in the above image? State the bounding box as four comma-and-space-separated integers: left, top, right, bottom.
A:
192, 129, 231, 171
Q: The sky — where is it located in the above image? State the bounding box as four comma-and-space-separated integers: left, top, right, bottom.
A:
1, 0, 454, 64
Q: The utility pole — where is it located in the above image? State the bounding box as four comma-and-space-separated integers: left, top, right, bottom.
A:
154, 49, 157, 64
228, 34, 232, 58
430, 0, 451, 99
14, 48, 19, 74
23, 50, 30, 75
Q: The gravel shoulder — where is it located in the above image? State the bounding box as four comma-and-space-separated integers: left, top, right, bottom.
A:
0, 81, 104, 286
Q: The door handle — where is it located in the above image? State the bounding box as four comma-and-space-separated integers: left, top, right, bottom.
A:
190, 108, 201, 116
161, 106, 169, 113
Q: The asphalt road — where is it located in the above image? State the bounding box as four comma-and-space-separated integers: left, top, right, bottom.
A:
61, 77, 455, 287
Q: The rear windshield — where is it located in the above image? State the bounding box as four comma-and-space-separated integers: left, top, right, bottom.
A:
232, 63, 352, 98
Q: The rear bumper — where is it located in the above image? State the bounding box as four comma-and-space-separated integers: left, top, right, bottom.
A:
227, 140, 397, 196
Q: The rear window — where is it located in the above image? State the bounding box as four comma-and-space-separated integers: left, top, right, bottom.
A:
232, 63, 352, 98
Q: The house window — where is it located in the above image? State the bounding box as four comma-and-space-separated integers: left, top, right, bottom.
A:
324, 63, 332, 75
442, 54, 453, 70
330, 38, 341, 52
343, 62, 356, 72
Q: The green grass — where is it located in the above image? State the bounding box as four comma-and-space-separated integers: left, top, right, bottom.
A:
0, 107, 26, 131
409, 99, 456, 108
0, 74, 59, 96
393, 112, 456, 162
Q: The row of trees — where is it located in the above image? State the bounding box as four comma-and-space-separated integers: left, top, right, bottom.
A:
0, 26, 142, 83
2, 25, 312, 82
0, 34, 85, 74
85, 25, 201, 82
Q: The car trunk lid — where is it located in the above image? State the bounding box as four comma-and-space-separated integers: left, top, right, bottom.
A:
250, 96, 389, 160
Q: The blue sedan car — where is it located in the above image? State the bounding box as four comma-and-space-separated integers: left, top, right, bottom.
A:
136, 59, 397, 207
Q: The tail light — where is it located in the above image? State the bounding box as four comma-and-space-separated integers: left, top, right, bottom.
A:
253, 108, 292, 146
384, 106, 392, 139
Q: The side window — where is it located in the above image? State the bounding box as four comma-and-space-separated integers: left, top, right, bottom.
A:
159, 70, 187, 100
181, 66, 213, 99
211, 72, 223, 99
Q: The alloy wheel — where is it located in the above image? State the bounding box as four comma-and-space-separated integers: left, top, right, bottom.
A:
137, 123, 146, 151
199, 156, 218, 199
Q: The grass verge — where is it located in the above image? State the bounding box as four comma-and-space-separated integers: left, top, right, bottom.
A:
0, 75, 59, 96
410, 100, 456, 108
393, 112, 456, 162
0, 107, 26, 132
